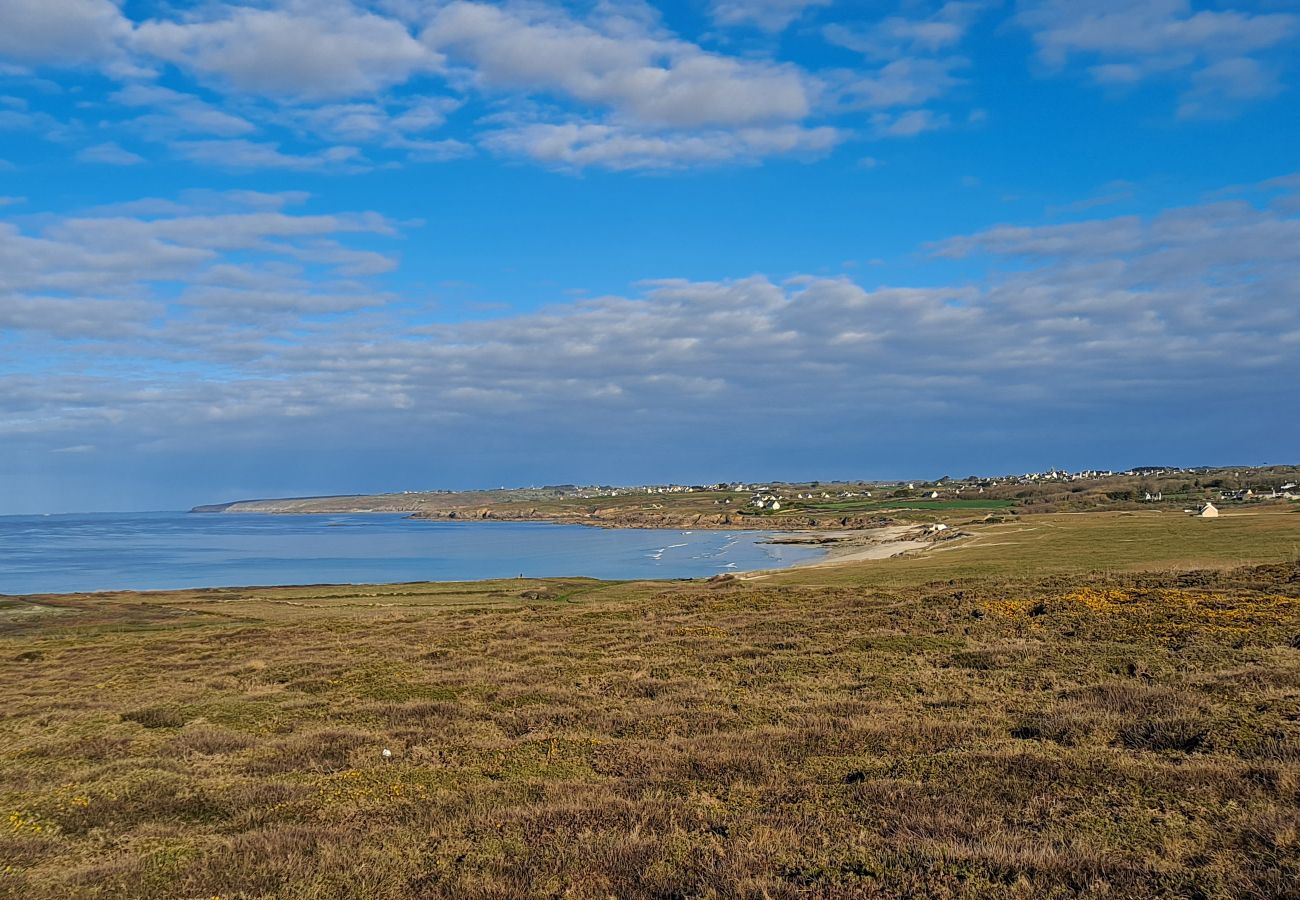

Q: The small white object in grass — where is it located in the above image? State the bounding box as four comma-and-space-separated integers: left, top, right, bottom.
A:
382, 748, 393, 761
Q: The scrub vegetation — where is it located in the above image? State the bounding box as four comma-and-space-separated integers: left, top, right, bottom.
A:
2, 509, 1299, 898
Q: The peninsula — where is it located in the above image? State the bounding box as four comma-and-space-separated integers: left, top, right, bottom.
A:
193, 464, 1300, 529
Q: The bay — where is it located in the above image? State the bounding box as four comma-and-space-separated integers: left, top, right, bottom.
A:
0, 511, 824, 594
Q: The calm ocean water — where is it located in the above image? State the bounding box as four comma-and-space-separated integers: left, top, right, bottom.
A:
0, 511, 824, 594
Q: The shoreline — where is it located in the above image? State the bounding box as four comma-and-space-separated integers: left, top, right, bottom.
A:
757, 523, 960, 571
192, 501, 910, 533
1, 513, 969, 598
0, 517, 844, 598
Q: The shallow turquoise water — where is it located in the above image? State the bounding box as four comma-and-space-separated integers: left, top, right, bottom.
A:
0, 512, 823, 594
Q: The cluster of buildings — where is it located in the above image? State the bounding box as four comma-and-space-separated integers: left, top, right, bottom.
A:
514, 470, 1299, 509
642, 483, 753, 495
1220, 485, 1299, 502
563, 489, 626, 499
1006, 468, 1116, 484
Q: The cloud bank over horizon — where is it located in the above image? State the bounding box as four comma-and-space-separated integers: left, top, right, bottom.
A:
2, 1, 1298, 512
4, 173, 1299, 512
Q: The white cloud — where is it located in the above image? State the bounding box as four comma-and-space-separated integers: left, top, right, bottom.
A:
106, 78, 465, 164
820, 4, 984, 139
0, 0, 132, 66
1017, 0, 1300, 114
824, 2, 985, 59
1088, 62, 1144, 85
0, 294, 159, 338
111, 83, 257, 138
0, 193, 397, 328
133, 1, 443, 100
282, 96, 461, 143
483, 121, 842, 170
1020, 0, 1298, 65
710, 0, 832, 32
1178, 56, 1282, 119
871, 108, 950, 137
387, 137, 474, 162
0, 105, 75, 139
0, 0, 864, 172
423, 1, 814, 129
5, 177, 1298, 467
75, 141, 145, 165
174, 284, 385, 315
171, 139, 364, 171
831, 57, 964, 110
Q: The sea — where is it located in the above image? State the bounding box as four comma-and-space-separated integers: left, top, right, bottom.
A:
0, 511, 825, 595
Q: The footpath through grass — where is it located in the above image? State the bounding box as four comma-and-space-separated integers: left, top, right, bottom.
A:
1, 510, 1298, 898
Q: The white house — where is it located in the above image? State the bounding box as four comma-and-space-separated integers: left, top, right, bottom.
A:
1198, 502, 1220, 518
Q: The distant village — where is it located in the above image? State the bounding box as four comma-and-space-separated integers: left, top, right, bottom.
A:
482, 465, 1300, 512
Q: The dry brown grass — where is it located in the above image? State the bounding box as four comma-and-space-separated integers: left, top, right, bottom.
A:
2, 517, 1299, 898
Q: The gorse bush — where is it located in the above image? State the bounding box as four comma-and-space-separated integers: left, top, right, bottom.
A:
121, 706, 188, 729
1116, 718, 1209, 753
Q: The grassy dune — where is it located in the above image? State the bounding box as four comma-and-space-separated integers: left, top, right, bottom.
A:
2, 509, 1299, 898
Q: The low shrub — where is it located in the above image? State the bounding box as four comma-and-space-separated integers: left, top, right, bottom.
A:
122, 706, 189, 729
1116, 718, 1208, 753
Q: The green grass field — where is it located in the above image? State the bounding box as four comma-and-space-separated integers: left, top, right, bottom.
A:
2, 508, 1298, 898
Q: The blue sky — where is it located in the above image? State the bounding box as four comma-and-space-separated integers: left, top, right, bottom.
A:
1, 0, 1298, 513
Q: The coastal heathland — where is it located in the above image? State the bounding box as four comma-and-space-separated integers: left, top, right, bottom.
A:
2, 508, 1299, 898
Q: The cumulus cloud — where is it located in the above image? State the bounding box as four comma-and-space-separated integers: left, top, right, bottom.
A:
483, 121, 842, 170
820, 3, 984, 138
75, 141, 145, 165
111, 84, 257, 138
1020, 0, 1298, 65
1178, 56, 1282, 119
5, 177, 1299, 473
423, 1, 814, 129
0, 294, 160, 338
830, 58, 965, 111
710, 0, 832, 32
825, 2, 985, 59
0, 0, 132, 66
132, 1, 443, 100
0, 104, 76, 140
106, 74, 466, 165
284, 97, 460, 142
1017, 0, 1300, 115
0, 192, 397, 338
870, 108, 950, 137
0, 0, 861, 171
171, 139, 365, 171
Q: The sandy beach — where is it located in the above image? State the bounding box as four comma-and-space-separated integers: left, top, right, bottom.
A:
760, 523, 955, 571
